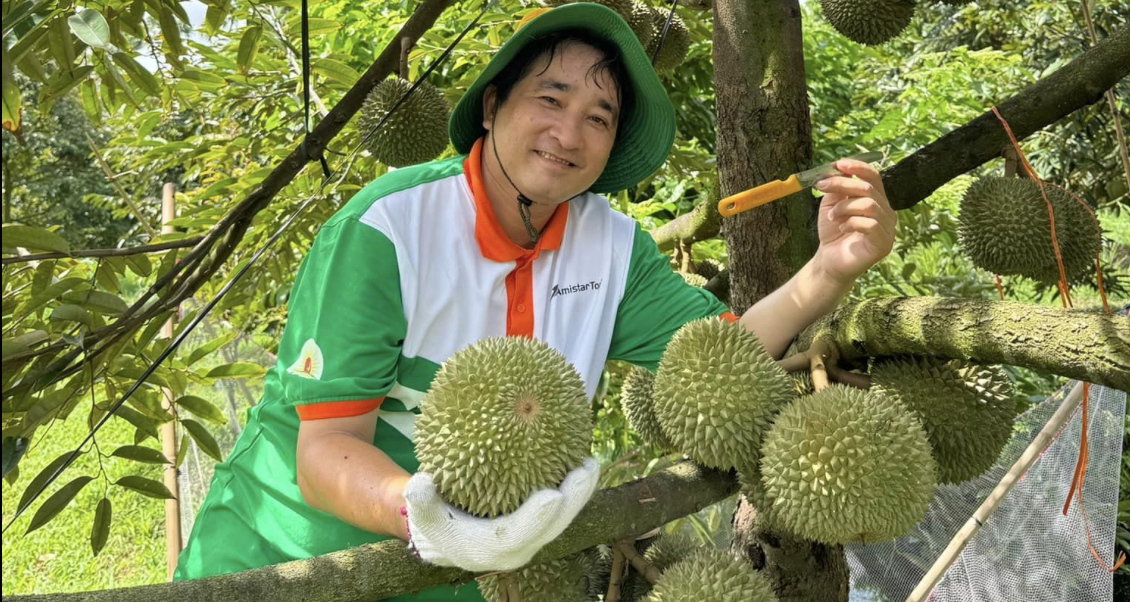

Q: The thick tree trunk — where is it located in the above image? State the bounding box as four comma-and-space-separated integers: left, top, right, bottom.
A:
713, 1, 847, 601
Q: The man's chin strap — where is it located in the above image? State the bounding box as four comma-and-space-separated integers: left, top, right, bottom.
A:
489, 127, 542, 244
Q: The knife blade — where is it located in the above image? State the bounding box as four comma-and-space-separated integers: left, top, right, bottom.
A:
716, 151, 883, 218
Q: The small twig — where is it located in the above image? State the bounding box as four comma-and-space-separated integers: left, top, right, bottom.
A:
606, 546, 626, 602
1, 237, 202, 265
615, 539, 661, 585
86, 135, 160, 239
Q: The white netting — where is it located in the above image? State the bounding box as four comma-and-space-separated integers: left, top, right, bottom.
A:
847, 380, 1126, 602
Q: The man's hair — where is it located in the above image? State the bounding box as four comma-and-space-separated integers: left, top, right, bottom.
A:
487, 29, 634, 138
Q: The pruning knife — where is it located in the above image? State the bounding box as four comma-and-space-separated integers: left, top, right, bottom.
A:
716, 151, 883, 218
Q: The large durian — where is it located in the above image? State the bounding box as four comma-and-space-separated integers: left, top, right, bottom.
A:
641, 548, 778, 602
736, 461, 783, 532
653, 318, 792, 470
479, 549, 600, 602
357, 77, 449, 168
958, 176, 1101, 284
414, 337, 592, 517
870, 356, 1016, 484
760, 385, 937, 544
645, 7, 690, 72
621, 366, 673, 449
694, 259, 723, 281
629, 533, 700, 600
819, 0, 915, 45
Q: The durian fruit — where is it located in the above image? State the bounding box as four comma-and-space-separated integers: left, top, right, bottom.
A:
414, 337, 592, 517
652, 318, 792, 470
621, 366, 674, 449
680, 271, 708, 287
547, 0, 634, 15
627, 1, 657, 50
642, 548, 778, 602
819, 0, 915, 45
479, 549, 600, 602
357, 77, 449, 168
870, 356, 1015, 484
760, 384, 937, 544
629, 533, 700, 600
958, 176, 1101, 284
789, 371, 814, 397
645, 7, 690, 72
694, 259, 723, 281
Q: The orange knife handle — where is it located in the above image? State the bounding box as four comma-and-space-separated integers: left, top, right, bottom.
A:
716, 175, 802, 217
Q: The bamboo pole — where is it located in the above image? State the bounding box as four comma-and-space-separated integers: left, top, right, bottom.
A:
905, 381, 1087, 602
158, 183, 182, 580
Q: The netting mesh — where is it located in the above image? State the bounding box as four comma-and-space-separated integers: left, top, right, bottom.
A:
847, 380, 1126, 602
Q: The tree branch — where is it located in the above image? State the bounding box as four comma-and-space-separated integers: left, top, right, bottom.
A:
651, 24, 1130, 248
0, 237, 202, 265
1, 461, 739, 602
799, 297, 1130, 390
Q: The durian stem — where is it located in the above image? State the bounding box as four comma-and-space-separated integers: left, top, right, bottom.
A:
399, 36, 415, 79
826, 364, 871, 390
606, 546, 627, 602
615, 540, 662, 585
808, 338, 833, 392
778, 351, 810, 373
498, 573, 519, 602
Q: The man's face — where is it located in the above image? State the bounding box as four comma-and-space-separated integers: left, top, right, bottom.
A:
482, 42, 621, 205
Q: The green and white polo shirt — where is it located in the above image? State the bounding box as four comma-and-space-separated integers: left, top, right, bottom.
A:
173, 137, 734, 599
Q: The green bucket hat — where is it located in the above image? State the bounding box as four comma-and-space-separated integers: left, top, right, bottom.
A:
448, 2, 676, 194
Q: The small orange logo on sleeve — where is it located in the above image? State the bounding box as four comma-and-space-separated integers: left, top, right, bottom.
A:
287, 339, 324, 380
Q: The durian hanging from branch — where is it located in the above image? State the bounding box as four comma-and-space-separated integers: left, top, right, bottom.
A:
820, 0, 916, 45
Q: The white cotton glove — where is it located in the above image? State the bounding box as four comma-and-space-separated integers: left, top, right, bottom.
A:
403, 457, 600, 572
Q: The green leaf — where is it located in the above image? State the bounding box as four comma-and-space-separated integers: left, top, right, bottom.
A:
114, 405, 160, 442
65, 289, 127, 315
313, 58, 360, 86
2, 225, 71, 254
23, 277, 85, 313
185, 332, 237, 366
205, 362, 266, 379
2, 436, 29, 478
180, 69, 226, 91
175, 433, 190, 467
2, 330, 47, 360
68, 8, 111, 49
236, 26, 262, 74
47, 16, 76, 71
111, 52, 161, 97
91, 497, 111, 556
204, 4, 229, 37
114, 475, 174, 499
80, 78, 101, 124
17, 452, 76, 514
156, 4, 185, 60
44, 64, 93, 97
49, 304, 91, 326
174, 395, 226, 424
290, 18, 340, 38
110, 445, 168, 464
181, 419, 223, 461
2, 43, 21, 134
125, 253, 153, 277
25, 475, 94, 534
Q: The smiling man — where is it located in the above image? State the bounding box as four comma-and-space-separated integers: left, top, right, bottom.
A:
173, 4, 896, 600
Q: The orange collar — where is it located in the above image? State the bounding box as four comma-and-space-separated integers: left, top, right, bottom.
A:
463, 137, 569, 263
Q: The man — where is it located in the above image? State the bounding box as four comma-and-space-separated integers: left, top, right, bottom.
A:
173, 4, 895, 600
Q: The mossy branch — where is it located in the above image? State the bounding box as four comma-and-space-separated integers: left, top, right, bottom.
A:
1, 462, 738, 602
798, 297, 1129, 390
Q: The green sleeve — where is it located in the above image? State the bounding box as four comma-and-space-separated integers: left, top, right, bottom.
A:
276, 218, 406, 409
607, 223, 731, 372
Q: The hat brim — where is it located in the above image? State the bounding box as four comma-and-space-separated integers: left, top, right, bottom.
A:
448, 3, 675, 194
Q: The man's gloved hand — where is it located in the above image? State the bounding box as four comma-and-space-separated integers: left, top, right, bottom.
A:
403, 457, 600, 572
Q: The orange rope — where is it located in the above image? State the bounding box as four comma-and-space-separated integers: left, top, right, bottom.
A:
993, 274, 1004, 301
989, 106, 1118, 572
990, 107, 1072, 308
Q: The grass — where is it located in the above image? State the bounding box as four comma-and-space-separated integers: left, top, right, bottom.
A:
2, 397, 167, 595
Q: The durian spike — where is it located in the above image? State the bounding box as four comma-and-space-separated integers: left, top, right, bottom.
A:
615, 538, 661, 585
